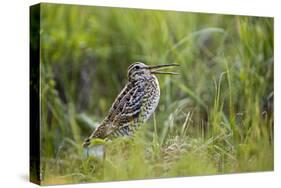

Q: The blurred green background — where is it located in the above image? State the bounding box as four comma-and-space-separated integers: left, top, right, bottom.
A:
39, 3, 273, 185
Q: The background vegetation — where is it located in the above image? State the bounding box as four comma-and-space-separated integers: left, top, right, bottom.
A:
39, 3, 273, 185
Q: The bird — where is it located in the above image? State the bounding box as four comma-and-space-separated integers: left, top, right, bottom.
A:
83, 62, 179, 148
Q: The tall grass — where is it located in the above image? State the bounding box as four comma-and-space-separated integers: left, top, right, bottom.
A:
39, 3, 273, 185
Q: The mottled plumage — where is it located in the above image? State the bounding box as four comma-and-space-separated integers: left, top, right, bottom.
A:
83, 62, 178, 147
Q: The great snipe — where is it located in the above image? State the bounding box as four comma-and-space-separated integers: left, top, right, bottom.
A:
83, 62, 179, 147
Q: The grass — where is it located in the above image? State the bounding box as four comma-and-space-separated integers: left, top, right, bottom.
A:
38, 3, 273, 185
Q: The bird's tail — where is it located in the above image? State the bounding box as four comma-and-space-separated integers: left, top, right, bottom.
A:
82, 122, 107, 148
82, 136, 92, 148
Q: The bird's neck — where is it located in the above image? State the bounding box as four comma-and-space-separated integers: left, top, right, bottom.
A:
130, 75, 157, 85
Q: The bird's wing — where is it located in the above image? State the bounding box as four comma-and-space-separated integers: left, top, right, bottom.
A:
105, 81, 147, 136
106, 83, 135, 121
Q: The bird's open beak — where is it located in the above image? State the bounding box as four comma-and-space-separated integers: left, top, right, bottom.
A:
148, 64, 180, 75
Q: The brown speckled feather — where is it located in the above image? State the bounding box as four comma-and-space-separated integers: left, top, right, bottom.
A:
83, 62, 179, 147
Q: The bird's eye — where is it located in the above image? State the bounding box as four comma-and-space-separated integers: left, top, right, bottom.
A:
135, 65, 140, 70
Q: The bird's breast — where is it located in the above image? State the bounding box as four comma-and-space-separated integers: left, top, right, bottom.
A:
140, 76, 160, 122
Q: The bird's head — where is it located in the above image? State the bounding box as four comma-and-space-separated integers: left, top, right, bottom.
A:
127, 62, 179, 81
